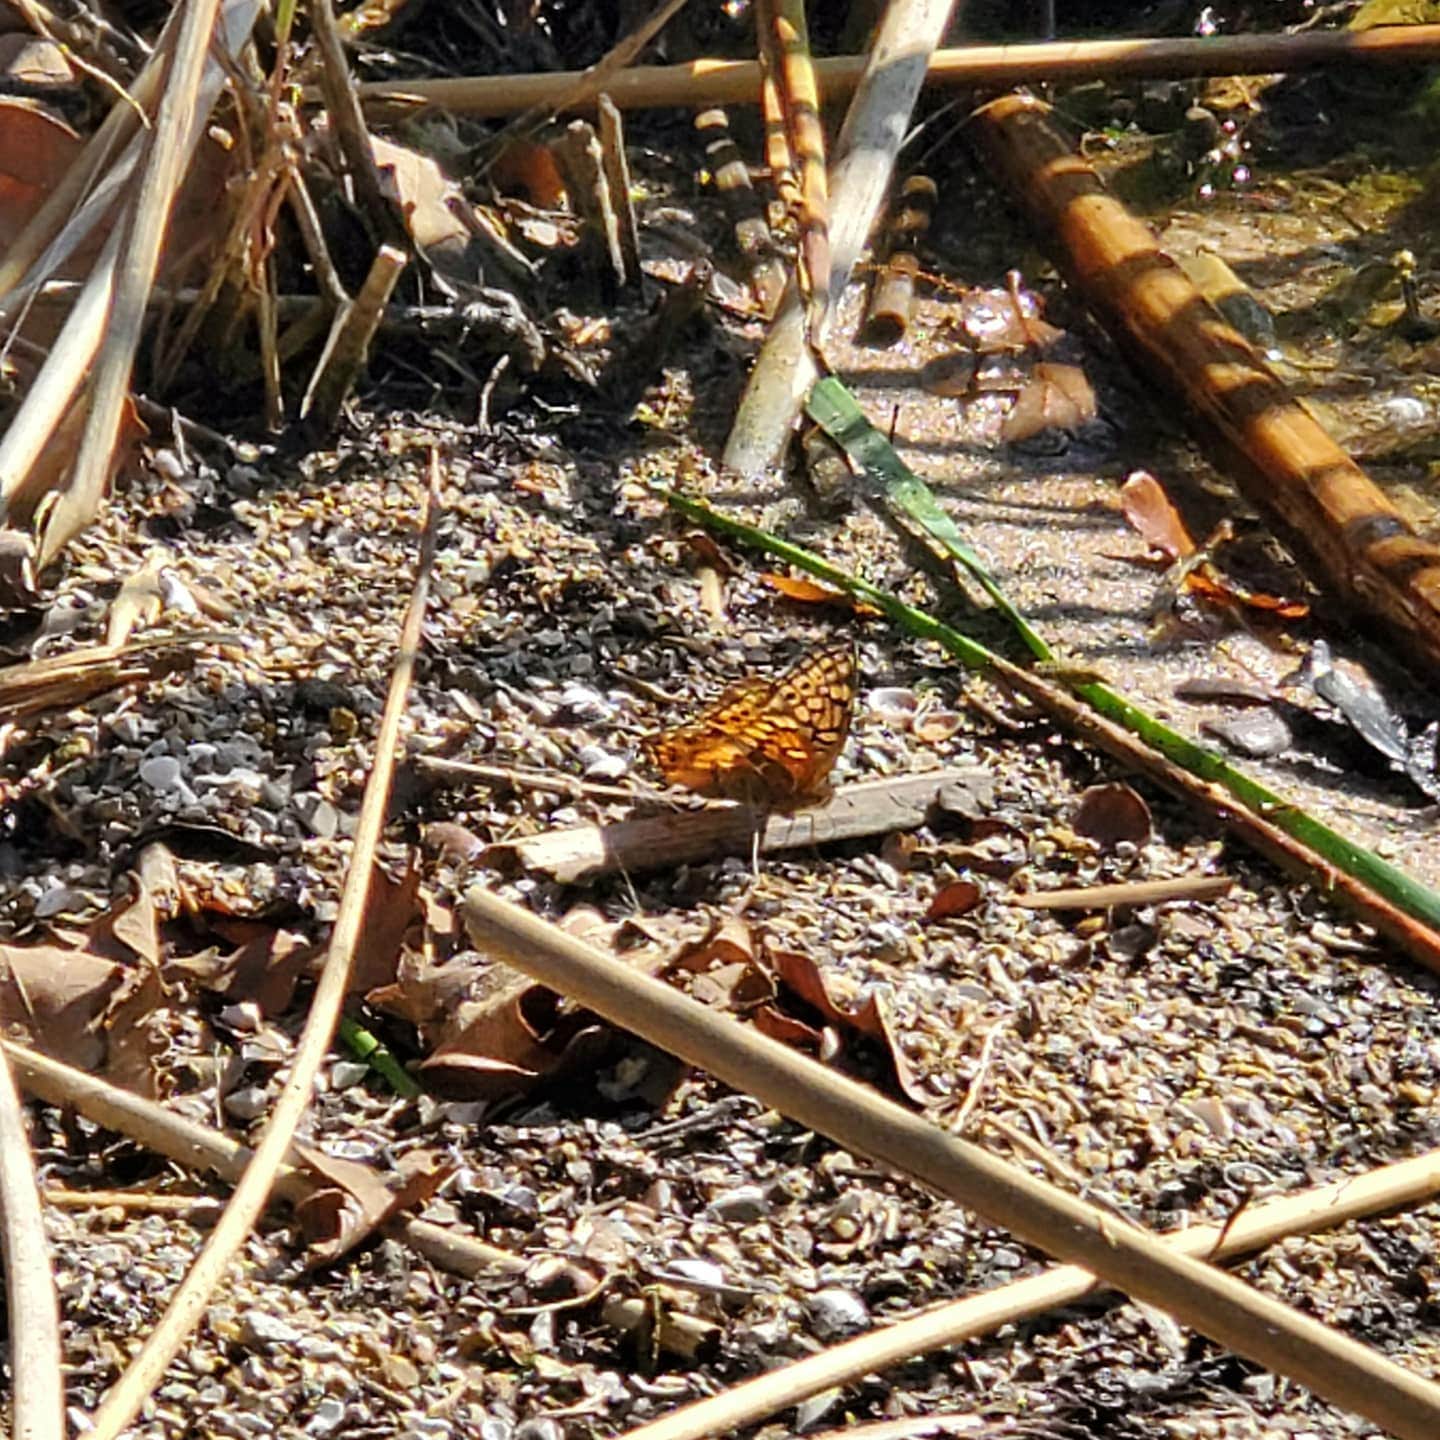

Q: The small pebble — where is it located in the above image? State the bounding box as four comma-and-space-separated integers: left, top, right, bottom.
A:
139, 755, 186, 792
223, 1086, 271, 1122
330, 1061, 371, 1090
1203, 708, 1293, 758
306, 1398, 349, 1436
708, 1185, 770, 1222
807, 1287, 870, 1339
293, 793, 340, 839
239, 1309, 301, 1348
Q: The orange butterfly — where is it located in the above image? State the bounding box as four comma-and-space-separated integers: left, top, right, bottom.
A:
646, 641, 858, 803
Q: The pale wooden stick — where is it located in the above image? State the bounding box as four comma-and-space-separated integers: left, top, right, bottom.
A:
83, 464, 444, 1440
3, 1038, 525, 1278
43, 0, 226, 570
723, 0, 957, 477
1008, 874, 1234, 909
43, 1188, 222, 1215
351, 24, 1440, 117
0, 1045, 63, 1440
301, 243, 408, 426
619, 1140, 1440, 1440
460, 882, 1440, 1440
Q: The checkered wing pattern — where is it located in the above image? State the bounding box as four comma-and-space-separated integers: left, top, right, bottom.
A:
647, 642, 857, 802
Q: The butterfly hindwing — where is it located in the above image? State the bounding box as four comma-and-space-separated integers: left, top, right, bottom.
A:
647, 641, 857, 802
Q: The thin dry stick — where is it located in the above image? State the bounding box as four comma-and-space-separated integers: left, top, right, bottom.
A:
417, 753, 657, 803
1007, 874, 1234, 909
754, 0, 793, 200
83, 464, 445, 1440
309, 0, 407, 249
0, 4, 180, 302
619, 1139, 1440, 1440
477, 0, 693, 168
353, 24, 1440, 117
769, 0, 829, 347
44, 0, 226, 569
43, 1188, 222, 1215
460, 883, 1440, 1440
0, 1045, 63, 1440
723, 0, 960, 477
2, 1037, 525, 1278
301, 243, 408, 426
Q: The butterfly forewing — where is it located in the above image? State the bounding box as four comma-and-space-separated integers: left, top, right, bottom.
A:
648, 641, 857, 801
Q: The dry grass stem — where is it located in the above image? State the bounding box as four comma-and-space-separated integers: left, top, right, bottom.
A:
724, 0, 958, 477
355, 24, 1440, 118
0, 1043, 63, 1440
1008, 875, 1235, 909
50, 0, 229, 569
81, 462, 445, 1440
461, 882, 1440, 1440
310, 0, 407, 249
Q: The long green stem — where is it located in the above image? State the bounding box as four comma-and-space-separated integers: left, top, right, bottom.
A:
661, 483, 1440, 936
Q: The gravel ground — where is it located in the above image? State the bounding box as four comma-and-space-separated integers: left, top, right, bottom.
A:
6, 45, 1440, 1440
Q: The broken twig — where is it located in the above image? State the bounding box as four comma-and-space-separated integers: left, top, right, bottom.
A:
460, 882, 1440, 1440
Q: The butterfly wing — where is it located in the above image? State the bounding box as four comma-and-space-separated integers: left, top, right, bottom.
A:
648, 642, 858, 802
760, 641, 857, 795
646, 676, 778, 792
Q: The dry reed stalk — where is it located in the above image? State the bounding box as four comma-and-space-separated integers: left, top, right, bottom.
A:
460, 882, 1440, 1440
301, 243, 408, 426
351, 24, 1440, 117
82, 463, 444, 1440
0, 1044, 63, 1440
724, 0, 960, 477
969, 92, 1440, 678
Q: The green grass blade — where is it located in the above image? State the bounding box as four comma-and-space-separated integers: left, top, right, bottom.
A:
660, 484, 1440, 935
806, 376, 1051, 660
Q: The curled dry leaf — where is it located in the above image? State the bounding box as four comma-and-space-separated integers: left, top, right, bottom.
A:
762, 571, 848, 605
1121, 470, 1196, 561
1074, 781, 1153, 849
489, 138, 568, 208
1001, 362, 1097, 442
413, 907, 688, 1101
923, 878, 983, 922
167, 917, 316, 1017
1120, 471, 1309, 621
0, 940, 121, 1072
0, 848, 175, 1087
105, 550, 170, 648
417, 983, 564, 1099
764, 947, 929, 1105
294, 1141, 453, 1268
350, 860, 426, 994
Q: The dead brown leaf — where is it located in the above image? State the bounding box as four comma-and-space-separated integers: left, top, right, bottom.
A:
1074, 782, 1153, 848
0, 937, 122, 1071
294, 1141, 453, 1268
1001, 362, 1097, 442
923, 878, 983, 923
167, 918, 316, 1017
767, 947, 929, 1105
1120, 469, 1197, 561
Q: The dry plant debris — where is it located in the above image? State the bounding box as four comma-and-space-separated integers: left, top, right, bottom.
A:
2, 3, 1440, 1439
